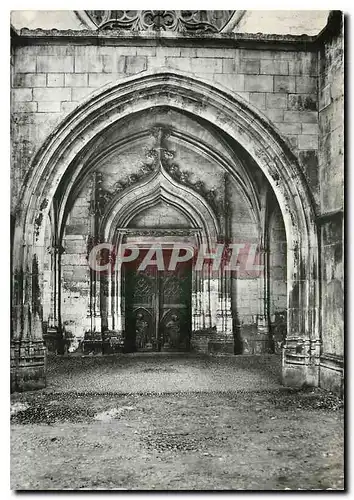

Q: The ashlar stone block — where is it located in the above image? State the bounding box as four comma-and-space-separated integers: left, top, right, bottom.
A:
37, 56, 74, 73
33, 87, 71, 102
260, 60, 288, 75
12, 88, 33, 102
47, 73, 65, 87
296, 76, 317, 94
274, 76, 296, 93
266, 93, 288, 109
13, 73, 46, 88
244, 75, 273, 92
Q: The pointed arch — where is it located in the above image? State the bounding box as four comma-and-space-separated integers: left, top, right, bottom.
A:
100, 164, 220, 247
12, 69, 320, 389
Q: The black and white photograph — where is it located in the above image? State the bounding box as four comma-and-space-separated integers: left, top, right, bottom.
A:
9, 8, 345, 491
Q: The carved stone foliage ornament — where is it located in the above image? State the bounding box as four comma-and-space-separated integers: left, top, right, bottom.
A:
85, 10, 235, 32
90, 126, 224, 219
117, 228, 201, 237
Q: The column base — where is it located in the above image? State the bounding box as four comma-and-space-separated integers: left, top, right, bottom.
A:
43, 326, 60, 354
208, 339, 234, 355
257, 315, 270, 335
281, 361, 319, 388
281, 338, 320, 388
11, 340, 46, 392
319, 353, 344, 395
190, 329, 214, 354
191, 329, 235, 354
245, 334, 272, 354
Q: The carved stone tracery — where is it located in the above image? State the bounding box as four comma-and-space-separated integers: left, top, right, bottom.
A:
90, 126, 225, 221
85, 10, 235, 33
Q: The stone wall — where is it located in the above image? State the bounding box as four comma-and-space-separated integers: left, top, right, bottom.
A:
318, 14, 344, 393
11, 42, 319, 210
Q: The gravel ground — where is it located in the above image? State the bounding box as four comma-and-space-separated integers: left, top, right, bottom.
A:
11, 354, 344, 491
44, 353, 283, 393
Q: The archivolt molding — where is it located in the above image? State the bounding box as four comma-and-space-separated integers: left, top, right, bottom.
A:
14, 71, 319, 348
18, 70, 316, 254
11, 68, 323, 388
57, 125, 260, 241
101, 153, 220, 248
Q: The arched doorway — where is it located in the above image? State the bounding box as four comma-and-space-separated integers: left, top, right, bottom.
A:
11, 70, 320, 391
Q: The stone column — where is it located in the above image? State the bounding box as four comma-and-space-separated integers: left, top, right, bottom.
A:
192, 269, 203, 331
106, 272, 113, 331
87, 172, 104, 336
216, 265, 233, 335
44, 242, 65, 353
114, 267, 124, 334
256, 241, 271, 353
212, 174, 233, 353
202, 265, 212, 329
11, 243, 47, 392
282, 242, 320, 387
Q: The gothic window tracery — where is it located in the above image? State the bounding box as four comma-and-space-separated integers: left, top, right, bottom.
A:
85, 10, 235, 33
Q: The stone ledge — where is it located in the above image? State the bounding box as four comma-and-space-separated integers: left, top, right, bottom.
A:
12, 29, 318, 53
319, 354, 344, 395
320, 353, 344, 371
282, 361, 319, 388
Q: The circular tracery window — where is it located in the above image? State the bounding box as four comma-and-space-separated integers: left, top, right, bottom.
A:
84, 10, 236, 33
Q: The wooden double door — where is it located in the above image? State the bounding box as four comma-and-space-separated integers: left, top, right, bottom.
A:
124, 250, 191, 352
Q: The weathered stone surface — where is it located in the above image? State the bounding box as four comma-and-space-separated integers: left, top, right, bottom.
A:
214, 74, 245, 91
37, 101, 61, 113
46, 73, 64, 87
284, 110, 317, 123
33, 87, 71, 102
295, 76, 317, 93
71, 87, 95, 102
125, 56, 147, 74
288, 53, 318, 76
316, 17, 344, 382
13, 73, 46, 88
288, 93, 317, 111
239, 59, 260, 74
12, 101, 37, 113
37, 55, 74, 73
249, 92, 266, 109
12, 88, 33, 102
14, 53, 36, 72
244, 75, 273, 92
266, 93, 288, 109
260, 60, 288, 75
10, 13, 344, 395
167, 57, 222, 73
277, 122, 302, 135
74, 53, 115, 73
87, 73, 118, 87
64, 73, 88, 87
298, 134, 318, 150
263, 108, 284, 122
274, 75, 296, 93
298, 150, 319, 202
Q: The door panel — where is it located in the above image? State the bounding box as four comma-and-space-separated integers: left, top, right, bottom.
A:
125, 267, 157, 352
159, 271, 191, 351
124, 249, 191, 352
